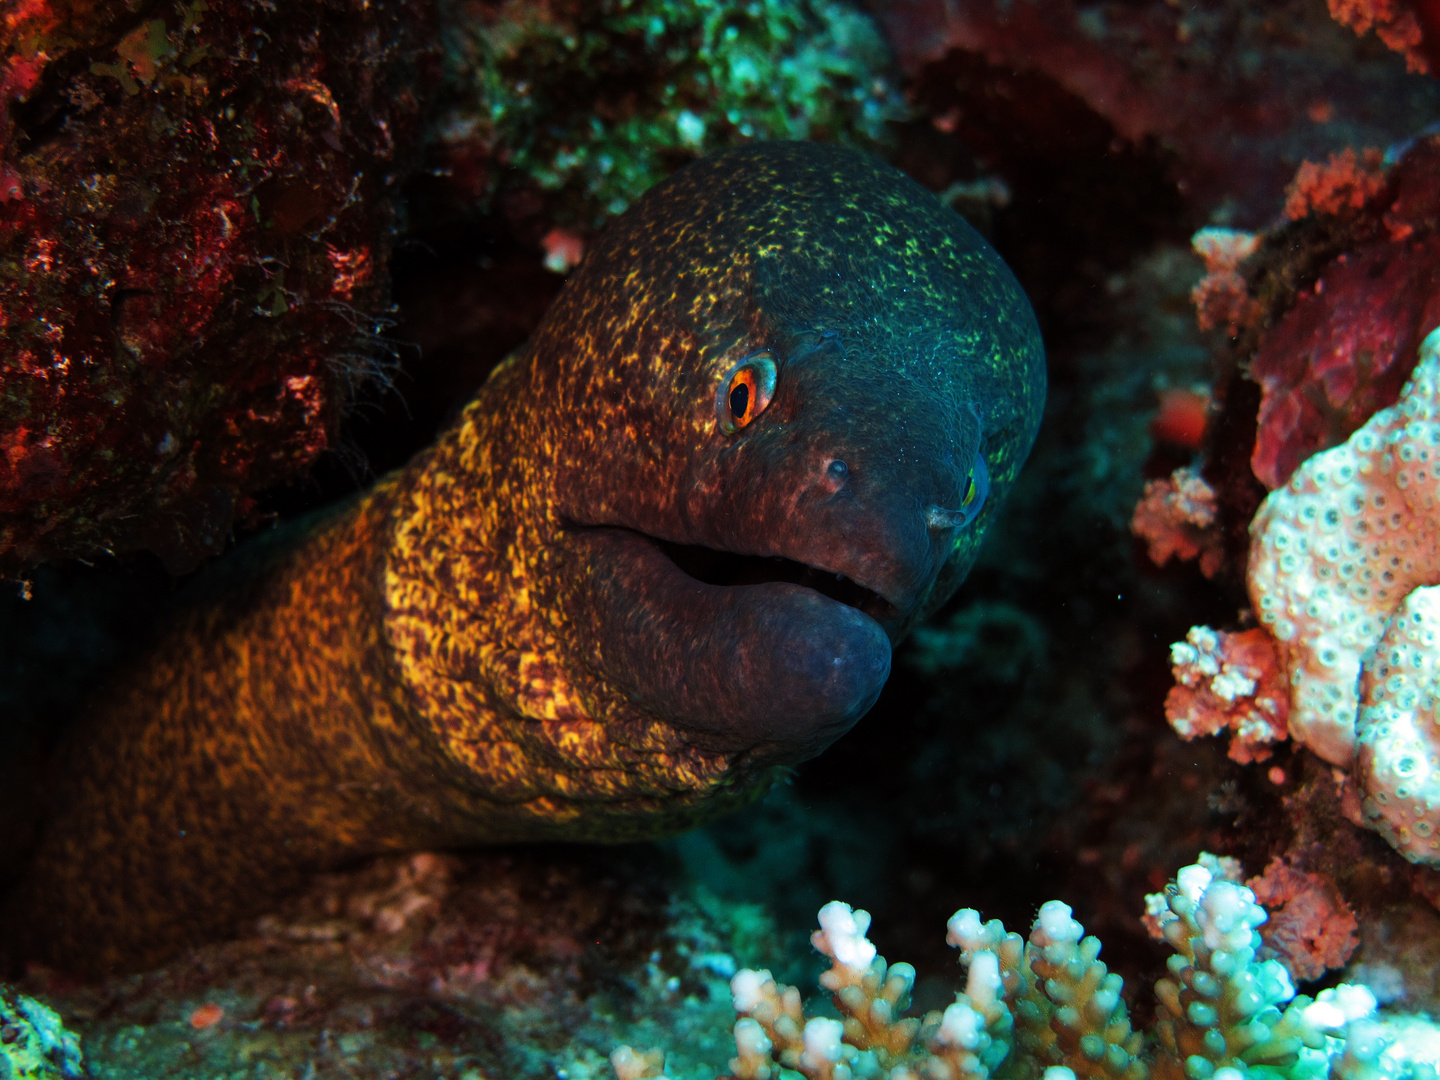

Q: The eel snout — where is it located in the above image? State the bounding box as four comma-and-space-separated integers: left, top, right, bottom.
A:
558, 525, 892, 762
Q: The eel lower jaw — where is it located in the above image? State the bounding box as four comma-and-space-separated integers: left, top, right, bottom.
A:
555, 523, 895, 764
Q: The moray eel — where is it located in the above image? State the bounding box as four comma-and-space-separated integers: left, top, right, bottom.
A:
4, 142, 1044, 975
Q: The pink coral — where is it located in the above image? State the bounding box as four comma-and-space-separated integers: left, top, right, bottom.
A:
1131, 467, 1223, 578
1328, 0, 1429, 73
1191, 228, 1261, 336
1283, 148, 1388, 222
1246, 857, 1359, 983
1165, 626, 1289, 763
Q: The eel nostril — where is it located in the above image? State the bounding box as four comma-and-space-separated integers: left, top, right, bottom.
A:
925, 505, 968, 531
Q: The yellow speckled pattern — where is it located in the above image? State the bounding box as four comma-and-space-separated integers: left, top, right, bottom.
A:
5, 143, 1043, 975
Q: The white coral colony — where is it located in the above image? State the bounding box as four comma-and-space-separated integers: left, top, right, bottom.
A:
1248, 327, 1440, 865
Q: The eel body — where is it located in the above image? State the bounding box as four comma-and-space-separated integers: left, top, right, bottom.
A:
5, 142, 1045, 974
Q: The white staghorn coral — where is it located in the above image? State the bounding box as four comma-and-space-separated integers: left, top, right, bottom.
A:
614, 860, 1440, 1080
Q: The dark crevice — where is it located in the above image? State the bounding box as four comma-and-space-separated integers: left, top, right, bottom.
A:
656, 539, 896, 623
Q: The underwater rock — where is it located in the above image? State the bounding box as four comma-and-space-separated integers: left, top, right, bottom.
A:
0, 0, 437, 572
1249, 143, 1440, 493
19, 847, 781, 1080
878, 0, 1440, 223
4, 142, 1044, 976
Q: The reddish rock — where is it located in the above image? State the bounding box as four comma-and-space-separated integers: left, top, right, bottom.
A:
1249, 139, 1440, 489
0, 0, 437, 571
877, 0, 1440, 223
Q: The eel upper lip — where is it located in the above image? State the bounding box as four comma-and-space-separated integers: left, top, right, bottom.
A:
561, 521, 900, 624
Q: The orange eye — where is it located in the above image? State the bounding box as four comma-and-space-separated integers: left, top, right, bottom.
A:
717, 353, 777, 434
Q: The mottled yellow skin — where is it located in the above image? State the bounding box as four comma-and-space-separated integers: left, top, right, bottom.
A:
6, 143, 1044, 975
8, 435, 754, 973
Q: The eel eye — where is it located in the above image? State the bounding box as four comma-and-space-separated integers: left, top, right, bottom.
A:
961, 453, 990, 521
717, 352, 777, 434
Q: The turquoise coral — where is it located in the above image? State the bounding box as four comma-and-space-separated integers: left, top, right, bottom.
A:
0, 984, 83, 1080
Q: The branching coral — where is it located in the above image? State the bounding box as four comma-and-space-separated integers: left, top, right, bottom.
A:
612, 861, 1438, 1080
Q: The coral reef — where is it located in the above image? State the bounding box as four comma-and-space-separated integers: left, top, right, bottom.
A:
1166, 326, 1440, 866
1178, 133, 1440, 563
0, 984, 82, 1079
428, 0, 905, 232
6, 3, 1440, 1077
614, 860, 1436, 1080
1247, 326, 1440, 769
0, 0, 436, 571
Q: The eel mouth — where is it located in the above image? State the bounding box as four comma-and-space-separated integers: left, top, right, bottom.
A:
557, 520, 896, 758
656, 540, 899, 625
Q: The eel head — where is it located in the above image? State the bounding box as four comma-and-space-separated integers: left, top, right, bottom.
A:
522, 143, 1046, 767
